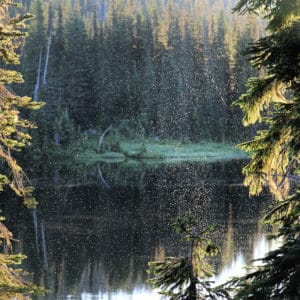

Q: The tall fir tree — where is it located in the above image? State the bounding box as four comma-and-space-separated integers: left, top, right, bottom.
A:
148, 213, 228, 300
64, 10, 91, 129
225, 1, 300, 298
0, 0, 44, 296
212, 11, 231, 142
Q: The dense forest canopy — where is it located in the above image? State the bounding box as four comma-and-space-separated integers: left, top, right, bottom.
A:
14, 0, 263, 149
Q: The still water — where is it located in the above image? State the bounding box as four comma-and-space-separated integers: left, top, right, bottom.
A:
2, 160, 274, 299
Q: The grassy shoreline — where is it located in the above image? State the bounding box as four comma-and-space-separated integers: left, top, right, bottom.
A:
72, 139, 247, 164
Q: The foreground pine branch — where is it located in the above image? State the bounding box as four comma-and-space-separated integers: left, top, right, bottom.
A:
147, 213, 229, 300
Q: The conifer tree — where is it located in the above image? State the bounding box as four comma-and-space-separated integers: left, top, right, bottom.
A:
14, 0, 259, 144
0, 0, 44, 297
148, 213, 228, 300
212, 11, 231, 142
64, 10, 91, 128
0, 0, 43, 205
225, 1, 300, 298
48, 4, 66, 118
88, 10, 102, 127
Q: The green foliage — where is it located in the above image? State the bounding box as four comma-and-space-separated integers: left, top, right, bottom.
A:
147, 212, 228, 300
234, 0, 300, 197
0, 220, 45, 299
17, 0, 261, 147
99, 130, 121, 153
0, 253, 44, 299
148, 256, 198, 299
54, 109, 76, 147
233, 0, 300, 32
0, 2, 45, 299
229, 0, 300, 298
0, 0, 43, 206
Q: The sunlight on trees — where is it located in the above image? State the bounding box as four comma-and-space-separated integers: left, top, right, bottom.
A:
0, 0, 298, 299
0, 0, 43, 207
0, 1, 44, 298
224, 0, 300, 298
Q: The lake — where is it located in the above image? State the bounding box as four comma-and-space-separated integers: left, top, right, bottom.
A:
1, 159, 275, 299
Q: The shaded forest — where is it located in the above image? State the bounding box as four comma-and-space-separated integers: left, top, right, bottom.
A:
16, 0, 262, 150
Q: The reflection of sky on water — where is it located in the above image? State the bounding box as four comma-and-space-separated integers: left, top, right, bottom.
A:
213, 234, 280, 286
78, 288, 162, 300
213, 252, 247, 285
253, 235, 281, 264
74, 235, 279, 300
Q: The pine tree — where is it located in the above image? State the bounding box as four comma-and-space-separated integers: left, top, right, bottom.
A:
0, 0, 43, 206
13, 0, 262, 145
230, 19, 258, 141
212, 11, 231, 142
48, 4, 66, 117
0, 1, 44, 297
148, 213, 228, 300
64, 10, 91, 129
88, 10, 102, 127
224, 1, 300, 298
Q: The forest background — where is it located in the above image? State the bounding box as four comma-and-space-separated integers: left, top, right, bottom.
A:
14, 0, 264, 159
1, 0, 300, 299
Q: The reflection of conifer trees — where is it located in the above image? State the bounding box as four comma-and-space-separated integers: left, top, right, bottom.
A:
1, 161, 271, 297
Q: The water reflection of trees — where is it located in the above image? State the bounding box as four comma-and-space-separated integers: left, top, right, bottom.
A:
1, 160, 271, 299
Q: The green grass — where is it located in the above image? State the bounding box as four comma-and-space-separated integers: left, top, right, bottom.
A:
75, 150, 126, 164
74, 139, 247, 164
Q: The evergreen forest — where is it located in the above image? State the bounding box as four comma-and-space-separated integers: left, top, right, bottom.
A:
17, 0, 262, 149
0, 0, 300, 299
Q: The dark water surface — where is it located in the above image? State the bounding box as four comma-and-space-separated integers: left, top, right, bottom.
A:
2, 160, 274, 299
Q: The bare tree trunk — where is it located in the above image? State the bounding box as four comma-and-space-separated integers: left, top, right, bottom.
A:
43, 32, 52, 85
97, 125, 112, 151
34, 50, 42, 100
